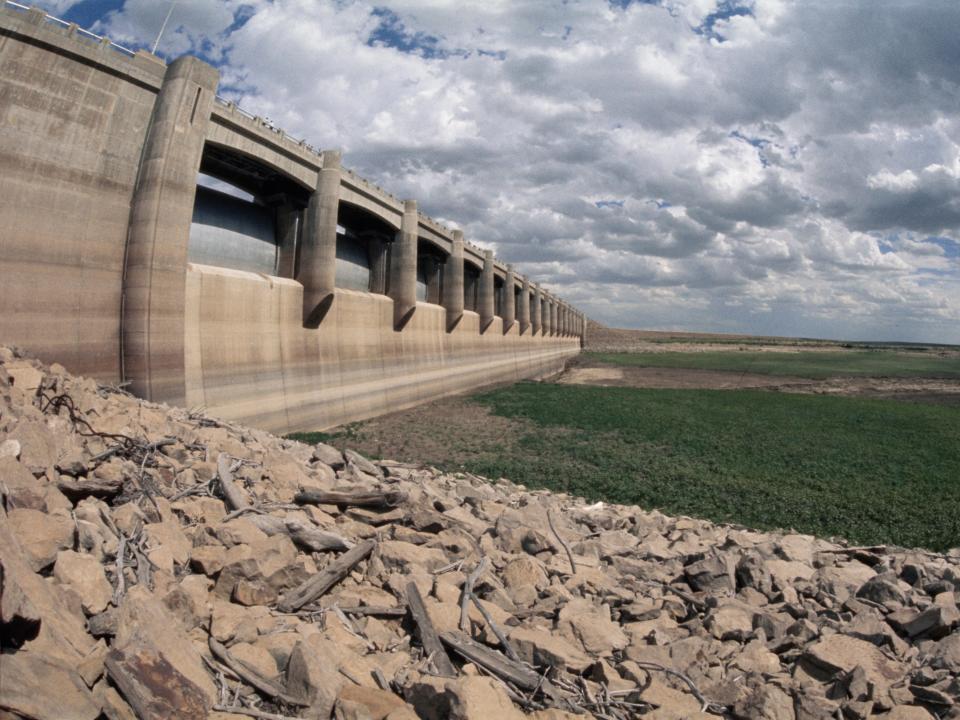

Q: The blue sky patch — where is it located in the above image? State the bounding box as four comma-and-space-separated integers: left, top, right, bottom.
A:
695, 0, 754, 42
731, 129, 771, 167
596, 199, 625, 209
925, 236, 960, 258
368, 7, 453, 60
56, 0, 124, 29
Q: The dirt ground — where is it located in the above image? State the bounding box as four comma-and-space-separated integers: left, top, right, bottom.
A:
558, 358, 960, 405
326, 396, 541, 467
328, 328, 960, 458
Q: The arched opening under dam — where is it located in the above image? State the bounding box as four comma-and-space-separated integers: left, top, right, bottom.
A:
336, 201, 396, 295
189, 143, 311, 278
417, 239, 446, 305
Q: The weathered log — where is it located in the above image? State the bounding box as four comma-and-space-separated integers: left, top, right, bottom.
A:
293, 489, 406, 509
208, 637, 306, 706
247, 513, 353, 552
216, 453, 248, 512
406, 581, 457, 677
439, 631, 540, 689
277, 539, 376, 613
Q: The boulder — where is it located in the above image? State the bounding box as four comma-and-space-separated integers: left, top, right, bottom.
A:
7, 508, 75, 571
54, 549, 113, 614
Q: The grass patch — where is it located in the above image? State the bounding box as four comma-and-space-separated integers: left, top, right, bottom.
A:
588, 349, 960, 379
461, 383, 960, 551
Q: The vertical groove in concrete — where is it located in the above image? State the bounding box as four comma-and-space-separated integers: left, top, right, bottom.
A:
532, 285, 542, 336
519, 276, 531, 335
300, 149, 341, 327
443, 230, 464, 332
479, 250, 495, 333
390, 200, 418, 329
123, 56, 219, 404
502, 267, 516, 334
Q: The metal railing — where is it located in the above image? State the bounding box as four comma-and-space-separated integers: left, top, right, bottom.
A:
4, 1, 136, 57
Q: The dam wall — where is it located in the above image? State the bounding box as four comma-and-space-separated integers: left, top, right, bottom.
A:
0, 4, 584, 433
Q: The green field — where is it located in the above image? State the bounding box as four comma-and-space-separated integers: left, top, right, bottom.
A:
588, 350, 960, 379
455, 383, 960, 551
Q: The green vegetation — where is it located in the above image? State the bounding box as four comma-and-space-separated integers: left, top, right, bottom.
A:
588, 350, 960, 379
461, 383, 960, 551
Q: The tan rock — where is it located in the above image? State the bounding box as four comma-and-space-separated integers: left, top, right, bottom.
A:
557, 598, 628, 655
0, 437, 21, 459
7, 363, 44, 391
814, 561, 876, 601
502, 555, 549, 590
211, 599, 258, 644
733, 684, 796, 720
706, 602, 754, 642
766, 559, 815, 586
233, 577, 278, 606
112, 585, 217, 703
406, 676, 526, 720
510, 625, 593, 673
879, 707, 936, 719
286, 637, 345, 718
190, 544, 227, 576
215, 517, 269, 546
143, 520, 192, 568
379, 539, 449, 572
776, 533, 815, 564
229, 641, 279, 681
8, 508, 75, 570
804, 634, 905, 693
337, 684, 411, 720
0, 650, 100, 720
54, 549, 113, 614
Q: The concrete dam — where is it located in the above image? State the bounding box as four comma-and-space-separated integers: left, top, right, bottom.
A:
0, 4, 584, 433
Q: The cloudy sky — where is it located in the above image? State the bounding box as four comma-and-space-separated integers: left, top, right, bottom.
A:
39, 0, 960, 343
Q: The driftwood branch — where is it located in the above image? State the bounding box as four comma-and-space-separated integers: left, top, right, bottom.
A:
208, 638, 305, 706
547, 508, 577, 574
460, 557, 489, 632
406, 582, 457, 677
277, 539, 376, 613
469, 593, 520, 662
630, 661, 718, 713
293, 489, 407, 509
216, 454, 248, 512
247, 514, 353, 552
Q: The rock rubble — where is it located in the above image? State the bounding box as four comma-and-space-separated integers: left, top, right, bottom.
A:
1, 346, 959, 719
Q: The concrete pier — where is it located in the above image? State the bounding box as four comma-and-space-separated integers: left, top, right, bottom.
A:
390, 200, 419, 329
300, 150, 341, 326
123, 56, 219, 405
443, 230, 465, 331
519, 277, 531, 335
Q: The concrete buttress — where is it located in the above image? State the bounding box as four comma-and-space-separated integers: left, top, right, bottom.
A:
300, 149, 341, 326
519, 277, 531, 335
390, 200, 418, 329
443, 230, 465, 331
122, 55, 219, 405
